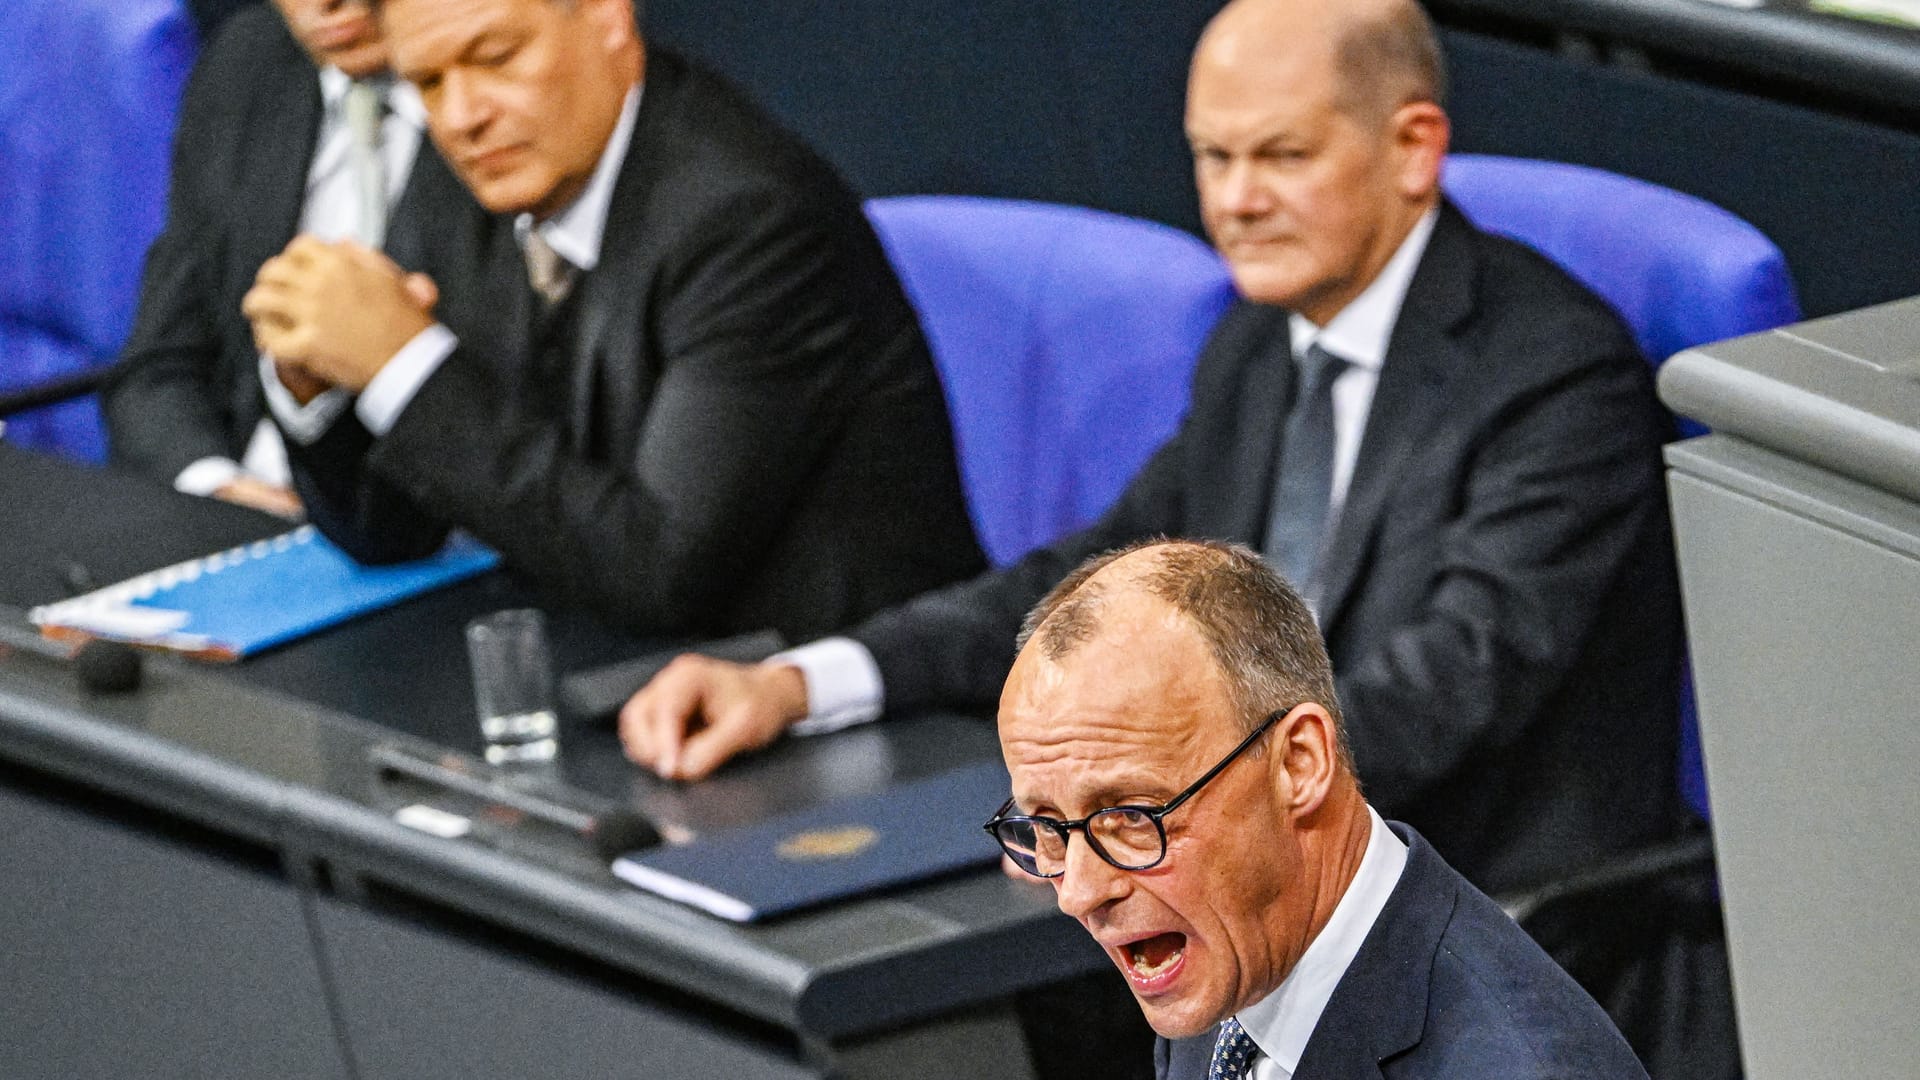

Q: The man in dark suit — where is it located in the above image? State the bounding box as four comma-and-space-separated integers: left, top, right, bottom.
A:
105, 0, 492, 519
991, 539, 1647, 1079
241, 0, 982, 640
623, 0, 1679, 900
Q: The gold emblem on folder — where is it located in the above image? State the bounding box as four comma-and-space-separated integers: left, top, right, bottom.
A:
778, 826, 879, 861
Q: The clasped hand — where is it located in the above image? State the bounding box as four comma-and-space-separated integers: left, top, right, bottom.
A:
242, 236, 440, 398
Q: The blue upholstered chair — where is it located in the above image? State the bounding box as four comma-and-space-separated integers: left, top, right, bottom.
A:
1443, 154, 1802, 824
865, 196, 1237, 567
1444, 154, 1802, 424
0, 1, 197, 462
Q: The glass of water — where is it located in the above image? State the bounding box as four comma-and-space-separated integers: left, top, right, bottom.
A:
465, 608, 559, 765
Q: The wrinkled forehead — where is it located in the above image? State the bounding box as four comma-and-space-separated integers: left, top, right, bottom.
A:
381, 0, 532, 66
998, 616, 1237, 799
1186, 31, 1344, 143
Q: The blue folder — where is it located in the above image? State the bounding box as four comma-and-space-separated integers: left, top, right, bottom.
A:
32, 526, 499, 659
612, 761, 1010, 921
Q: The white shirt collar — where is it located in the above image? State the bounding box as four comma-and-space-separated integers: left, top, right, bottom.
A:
1234, 806, 1409, 1077
315, 67, 427, 130
514, 83, 641, 273
1288, 207, 1440, 371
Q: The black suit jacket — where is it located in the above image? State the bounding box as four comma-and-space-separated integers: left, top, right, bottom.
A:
284, 49, 984, 643
851, 205, 1681, 894
1156, 824, 1649, 1080
104, 6, 493, 484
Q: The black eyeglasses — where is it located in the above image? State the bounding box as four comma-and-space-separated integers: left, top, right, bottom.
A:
983, 707, 1289, 879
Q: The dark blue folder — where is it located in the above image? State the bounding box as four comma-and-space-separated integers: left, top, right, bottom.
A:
611, 761, 1010, 921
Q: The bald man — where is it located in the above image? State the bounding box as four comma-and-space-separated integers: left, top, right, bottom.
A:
626, 0, 1680, 909
990, 540, 1647, 1079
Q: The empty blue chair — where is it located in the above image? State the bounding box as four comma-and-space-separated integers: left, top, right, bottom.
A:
0, 1, 197, 462
866, 196, 1237, 567
1443, 154, 1801, 822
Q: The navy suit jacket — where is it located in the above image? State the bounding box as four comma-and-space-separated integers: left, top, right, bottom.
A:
1156, 825, 1649, 1080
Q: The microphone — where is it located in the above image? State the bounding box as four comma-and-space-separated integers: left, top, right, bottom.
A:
0, 610, 143, 694
369, 742, 660, 862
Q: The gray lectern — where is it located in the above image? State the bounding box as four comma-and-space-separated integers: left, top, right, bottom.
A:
1659, 297, 1920, 1080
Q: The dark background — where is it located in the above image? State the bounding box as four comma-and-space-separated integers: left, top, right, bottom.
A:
184, 0, 1920, 321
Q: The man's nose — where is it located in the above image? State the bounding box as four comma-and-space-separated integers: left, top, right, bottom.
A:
1215, 160, 1272, 217
438, 72, 488, 138
1051, 834, 1130, 921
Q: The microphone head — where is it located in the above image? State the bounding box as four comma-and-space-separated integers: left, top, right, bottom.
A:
585, 809, 662, 862
72, 639, 143, 694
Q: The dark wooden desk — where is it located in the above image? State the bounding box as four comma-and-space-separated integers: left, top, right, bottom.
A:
0, 445, 1103, 1080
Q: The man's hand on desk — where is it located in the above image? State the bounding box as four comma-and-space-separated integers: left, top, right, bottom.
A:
242, 236, 439, 393
213, 476, 303, 520
619, 655, 809, 781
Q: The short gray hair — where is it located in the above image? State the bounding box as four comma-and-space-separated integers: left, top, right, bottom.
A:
1018, 539, 1353, 769
1334, 2, 1447, 123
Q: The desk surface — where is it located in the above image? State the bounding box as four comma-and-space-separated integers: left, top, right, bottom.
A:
0, 444, 1102, 1042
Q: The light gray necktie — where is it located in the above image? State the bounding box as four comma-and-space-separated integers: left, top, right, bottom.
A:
1209, 1016, 1261, 1080
1262, 342, 1348, 597
523, 228, 579, 309
343, 79, 387, 248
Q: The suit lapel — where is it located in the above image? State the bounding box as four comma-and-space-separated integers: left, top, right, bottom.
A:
1314, 206, 1477, 632
1206, 304, 1298, 545
553, 54, 687, 448
235, 59, 322, 294
1293, 825, 1454, 1080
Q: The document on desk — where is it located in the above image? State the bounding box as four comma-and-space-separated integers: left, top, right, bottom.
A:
611, 761, 1009, 922
30, 525, 498, 660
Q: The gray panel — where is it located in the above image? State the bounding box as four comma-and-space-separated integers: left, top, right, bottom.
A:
1659, 298, 1920, 501
0, 781, 348, 1080
1667, 463, 1920, 1080
311, 895, 819, 1080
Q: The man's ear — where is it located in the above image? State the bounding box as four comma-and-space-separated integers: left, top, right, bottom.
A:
578, 0, 639, 52
1272, 702, 1338, 819
1391, 101, 1449, 201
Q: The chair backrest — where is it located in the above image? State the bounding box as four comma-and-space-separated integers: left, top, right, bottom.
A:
1443, 154, 1802, 370
1443, 154, 1804, 820
0, 1, 197, 462
866, 196, 1236, 567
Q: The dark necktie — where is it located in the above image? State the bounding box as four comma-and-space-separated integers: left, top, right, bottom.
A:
1262, 342, 1348, 596
1209, 1016, 1261, 1080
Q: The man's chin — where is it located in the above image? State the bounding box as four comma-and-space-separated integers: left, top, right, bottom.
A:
467, 174, 552, 219
1224, 263, 1313, 311
1136, 996, 1226, 1042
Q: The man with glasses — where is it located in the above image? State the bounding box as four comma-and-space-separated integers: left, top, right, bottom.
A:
992, 539, 1646, 1079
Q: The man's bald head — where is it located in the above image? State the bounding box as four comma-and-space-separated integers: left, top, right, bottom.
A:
1198, 0, 1444, 126
1184, 0, 1449, 322
1020, 541, 1349, 765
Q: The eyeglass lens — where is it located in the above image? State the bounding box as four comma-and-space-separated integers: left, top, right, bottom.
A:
994, 807, 1166, 875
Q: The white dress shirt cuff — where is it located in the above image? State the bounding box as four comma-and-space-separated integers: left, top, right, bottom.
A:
259, 352, 352, 444
355, 323, 458, 437
777, 637, 886, 736
174, 456, 245, 497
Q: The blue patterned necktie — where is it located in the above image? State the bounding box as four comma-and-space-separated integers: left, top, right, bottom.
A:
1209, 1015, 1261, 1080
1262, 342, 1348, 599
